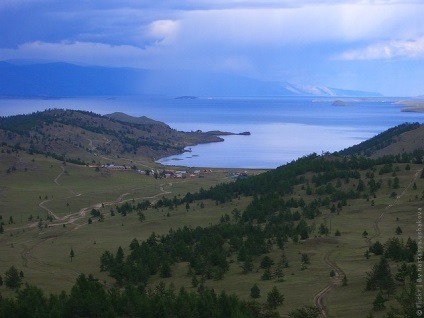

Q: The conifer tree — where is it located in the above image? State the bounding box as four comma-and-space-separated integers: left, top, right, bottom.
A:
267, 286, 284, 309
241, 256, 254, 274
274, 262, 285, 282
366, 256, 396, 296
4, 266, 22, 288
372, 292, 386, 311
261, 268, 272, 281
70, 248, 75, 262
250, 283, 260, 299
289, 306, 321, 318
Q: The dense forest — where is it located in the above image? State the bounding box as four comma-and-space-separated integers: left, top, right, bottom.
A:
0, 275, 280, 318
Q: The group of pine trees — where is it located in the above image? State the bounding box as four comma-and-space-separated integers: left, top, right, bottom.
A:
365, 235, 419, 315
369, 236, 417, 263
0, 274, 279, 318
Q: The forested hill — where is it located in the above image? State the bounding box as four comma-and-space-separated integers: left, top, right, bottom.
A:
336, 122, 422, 157
0, 109, 229, 163
174, 122, 424, 211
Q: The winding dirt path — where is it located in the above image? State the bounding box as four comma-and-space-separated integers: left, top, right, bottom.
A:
372, 169, 421, 239
313, 168, 422, 317
15, 164, 177, 274
313, 249, 346, 318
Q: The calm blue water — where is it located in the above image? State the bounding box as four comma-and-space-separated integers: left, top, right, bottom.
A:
1, 96, 423, 168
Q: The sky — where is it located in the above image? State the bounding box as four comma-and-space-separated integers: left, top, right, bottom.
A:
0, 0, 423, 96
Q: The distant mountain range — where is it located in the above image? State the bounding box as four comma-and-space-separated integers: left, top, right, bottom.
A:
0, 60, 382, 97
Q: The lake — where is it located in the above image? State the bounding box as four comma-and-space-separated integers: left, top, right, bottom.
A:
1, 96, 423, 169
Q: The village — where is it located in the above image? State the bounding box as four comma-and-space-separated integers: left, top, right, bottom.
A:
93, 163, 251, 179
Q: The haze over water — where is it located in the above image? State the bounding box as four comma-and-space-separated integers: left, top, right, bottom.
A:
1, 96, 423, 169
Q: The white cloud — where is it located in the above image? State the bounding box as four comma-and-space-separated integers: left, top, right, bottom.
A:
337, 37, 424, 60
177, 2, 423, 48
146, 20, 181, 45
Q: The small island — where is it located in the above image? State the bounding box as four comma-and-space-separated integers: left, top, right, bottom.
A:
203, 130, 251, 136
332, 100, 351, 106
175, 96, 198, 100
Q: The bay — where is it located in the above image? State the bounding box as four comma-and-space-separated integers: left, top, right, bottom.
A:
1, 96, 423, 169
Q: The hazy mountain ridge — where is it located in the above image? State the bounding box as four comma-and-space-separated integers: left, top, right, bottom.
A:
284, 83, 382, 97
0, 61, 381, 97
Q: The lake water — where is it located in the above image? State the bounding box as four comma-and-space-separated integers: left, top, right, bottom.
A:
1, 96, 423, 169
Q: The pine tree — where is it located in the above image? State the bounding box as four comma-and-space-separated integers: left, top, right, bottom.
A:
373, 292, 386, 311
160, 262, 172, 278
267, 286, 284, 309
369, 241, 384, 255
274, 262, 285, 282
289, 306, 321, 318
366, 256, 396, 296
250, 283, 260, 298
4, 266, 22, 288
395, 262, 409, 285
318, 223, 329, 235
70, 248, 75, 262
100, 250, 114, 271
393, 279, 417, 317
261, 268, 272, 281
260, 255, 274, 269
241, 256, 253, 274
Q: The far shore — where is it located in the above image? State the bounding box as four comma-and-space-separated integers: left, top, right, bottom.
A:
394, 99, 424, 113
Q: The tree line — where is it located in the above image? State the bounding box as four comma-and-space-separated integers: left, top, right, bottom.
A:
0, 274, 278, 318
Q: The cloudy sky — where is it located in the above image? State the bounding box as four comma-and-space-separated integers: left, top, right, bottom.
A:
1, 0, 423, 96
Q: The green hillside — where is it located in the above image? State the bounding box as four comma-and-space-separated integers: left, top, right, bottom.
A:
0, 116, 422, 317
336, 122, 421, 157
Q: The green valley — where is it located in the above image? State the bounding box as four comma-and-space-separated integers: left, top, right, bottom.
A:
0, 112, 421, 318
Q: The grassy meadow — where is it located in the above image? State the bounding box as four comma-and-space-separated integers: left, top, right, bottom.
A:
0, 147, 421, 317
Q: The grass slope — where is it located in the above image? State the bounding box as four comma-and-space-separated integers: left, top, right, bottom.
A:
0, 124, 422, 317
